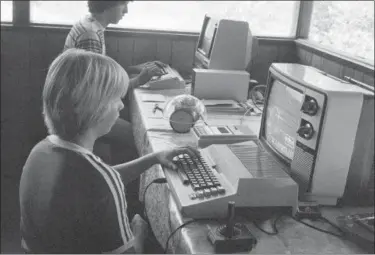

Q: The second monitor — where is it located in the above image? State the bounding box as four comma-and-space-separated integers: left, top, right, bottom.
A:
194, 14, 253, 71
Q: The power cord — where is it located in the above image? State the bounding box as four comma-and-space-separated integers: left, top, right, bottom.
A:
249, 84, 266, 112
143, 178, 168, 225
289, 215, 345, 238
164, 218, 220, 254
252, 214, 283, 236
240, 207, 345, 238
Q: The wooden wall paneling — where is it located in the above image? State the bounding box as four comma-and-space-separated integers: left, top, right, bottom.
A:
353, 69, 364, 83
105, 35, 119, 62
44, 31, 67, 67
0, 69, 32, 123
0, 30, 29, 70
322, 57, 342, 78
29, 31, 49, 113
170, 40, 196, 76
117, 37, 135, 69
251, 43, 279, 84
0, 69, 35, 179
311, 53, 323, 69
303, 48, 313, 65
296, 47, 306, 64
1, 68, 22, 122
340, 66, 355, 79
277, 43, 298, 63
29, 31, 49, 70
363, 72, 375, 87
156, 38, 172, 65
28, 31, 49, 143
132, 37, 157, 65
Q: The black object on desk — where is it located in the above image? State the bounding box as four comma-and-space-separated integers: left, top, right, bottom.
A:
207, 201, 257, 253
336, 212, 374, 253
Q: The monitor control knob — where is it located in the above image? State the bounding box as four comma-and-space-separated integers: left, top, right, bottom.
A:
301, 97, 319, 116
297, 122, 314, 140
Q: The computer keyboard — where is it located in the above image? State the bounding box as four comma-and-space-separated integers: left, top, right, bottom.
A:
146, 64, 185, 90
164, 140, 299, 219
172, 153, 226, 199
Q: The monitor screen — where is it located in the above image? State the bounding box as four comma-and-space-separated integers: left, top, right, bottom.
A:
264, 79, 304, 161
198, 17, 217, 57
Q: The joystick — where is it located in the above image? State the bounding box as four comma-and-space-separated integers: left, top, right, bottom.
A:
207, 201, 257, 253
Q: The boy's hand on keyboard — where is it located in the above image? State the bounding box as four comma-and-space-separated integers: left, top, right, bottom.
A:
144, 61, 167, 70
156, 146, 200, 170
137, 63, 165, 85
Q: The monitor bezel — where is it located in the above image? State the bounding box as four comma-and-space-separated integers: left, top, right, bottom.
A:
259, 73, 304, 166
196, 14, 217, 59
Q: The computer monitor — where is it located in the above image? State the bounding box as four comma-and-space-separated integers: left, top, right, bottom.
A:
259, 63, 374, 206
194, 15, 253, 71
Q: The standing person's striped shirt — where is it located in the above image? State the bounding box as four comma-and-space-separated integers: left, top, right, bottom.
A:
64, 14, 106, 55
19, 135, 134, 253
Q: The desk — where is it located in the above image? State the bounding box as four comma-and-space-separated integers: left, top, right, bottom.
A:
130, 87, 372, 254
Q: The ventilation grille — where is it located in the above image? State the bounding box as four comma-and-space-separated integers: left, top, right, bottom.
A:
290, 142, 315, 193
228, 143, 290, 178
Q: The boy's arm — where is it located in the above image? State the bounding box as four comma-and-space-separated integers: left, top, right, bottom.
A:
75, 31, 104, 54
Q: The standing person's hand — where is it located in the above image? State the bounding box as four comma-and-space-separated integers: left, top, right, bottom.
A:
155, 146, 200, 170
136, 64, 164, 85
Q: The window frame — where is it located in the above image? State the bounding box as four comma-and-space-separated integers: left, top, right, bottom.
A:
2, 0, 374, 70
5, 1, 301, 37
295, 1, 374, 69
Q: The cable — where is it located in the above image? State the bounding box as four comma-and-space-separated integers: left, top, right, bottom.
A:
143, 178, 167, 225
164, 219, 197, 254
249, 85, 266, 112
252, 214, 283, 236
164, 218, 219, 254
289, 215, 345, 238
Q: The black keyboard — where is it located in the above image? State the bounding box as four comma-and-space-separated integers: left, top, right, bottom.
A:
173, 153, 225, 199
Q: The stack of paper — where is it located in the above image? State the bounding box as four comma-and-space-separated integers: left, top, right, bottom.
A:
202, 99, 247, 113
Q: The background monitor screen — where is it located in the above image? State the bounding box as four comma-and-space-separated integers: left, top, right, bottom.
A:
264, 79, 304, 160
199, 17, 216, 57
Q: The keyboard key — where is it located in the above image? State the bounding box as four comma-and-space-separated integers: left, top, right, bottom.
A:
206, 182, 213, 187
196, 191, 204, 199
217, 186, 226, 194
192, 184, 200, 190
210, 187, 218, 195
189, 193, 197, 200
178, 171, 189, 185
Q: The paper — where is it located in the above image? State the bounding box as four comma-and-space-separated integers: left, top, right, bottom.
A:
141, 94, 166, 102
202, 99, 239, 106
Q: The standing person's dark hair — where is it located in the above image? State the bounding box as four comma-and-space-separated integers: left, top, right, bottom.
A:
88, 1, 130, 14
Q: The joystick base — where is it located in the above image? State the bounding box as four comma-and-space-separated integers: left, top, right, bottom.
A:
207, 223, 257, 254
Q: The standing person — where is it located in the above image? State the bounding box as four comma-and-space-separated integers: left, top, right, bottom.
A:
64, 1, 164, 89
64, 0, 164, 163
20, 48, 198, 254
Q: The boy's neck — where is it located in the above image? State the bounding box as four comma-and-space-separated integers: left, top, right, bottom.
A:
91, 13, 109, 29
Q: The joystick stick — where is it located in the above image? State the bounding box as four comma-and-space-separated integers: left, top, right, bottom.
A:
207, 201, 257, 253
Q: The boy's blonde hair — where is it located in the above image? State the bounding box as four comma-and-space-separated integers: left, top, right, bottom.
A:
43, 48, 129, 140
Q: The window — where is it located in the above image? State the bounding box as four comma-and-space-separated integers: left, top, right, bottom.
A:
1, 1, 13, 22
30, 1, 88, 25
29, 1, 299, 37
309, 1, 374, 64
114, 1, 300, 36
